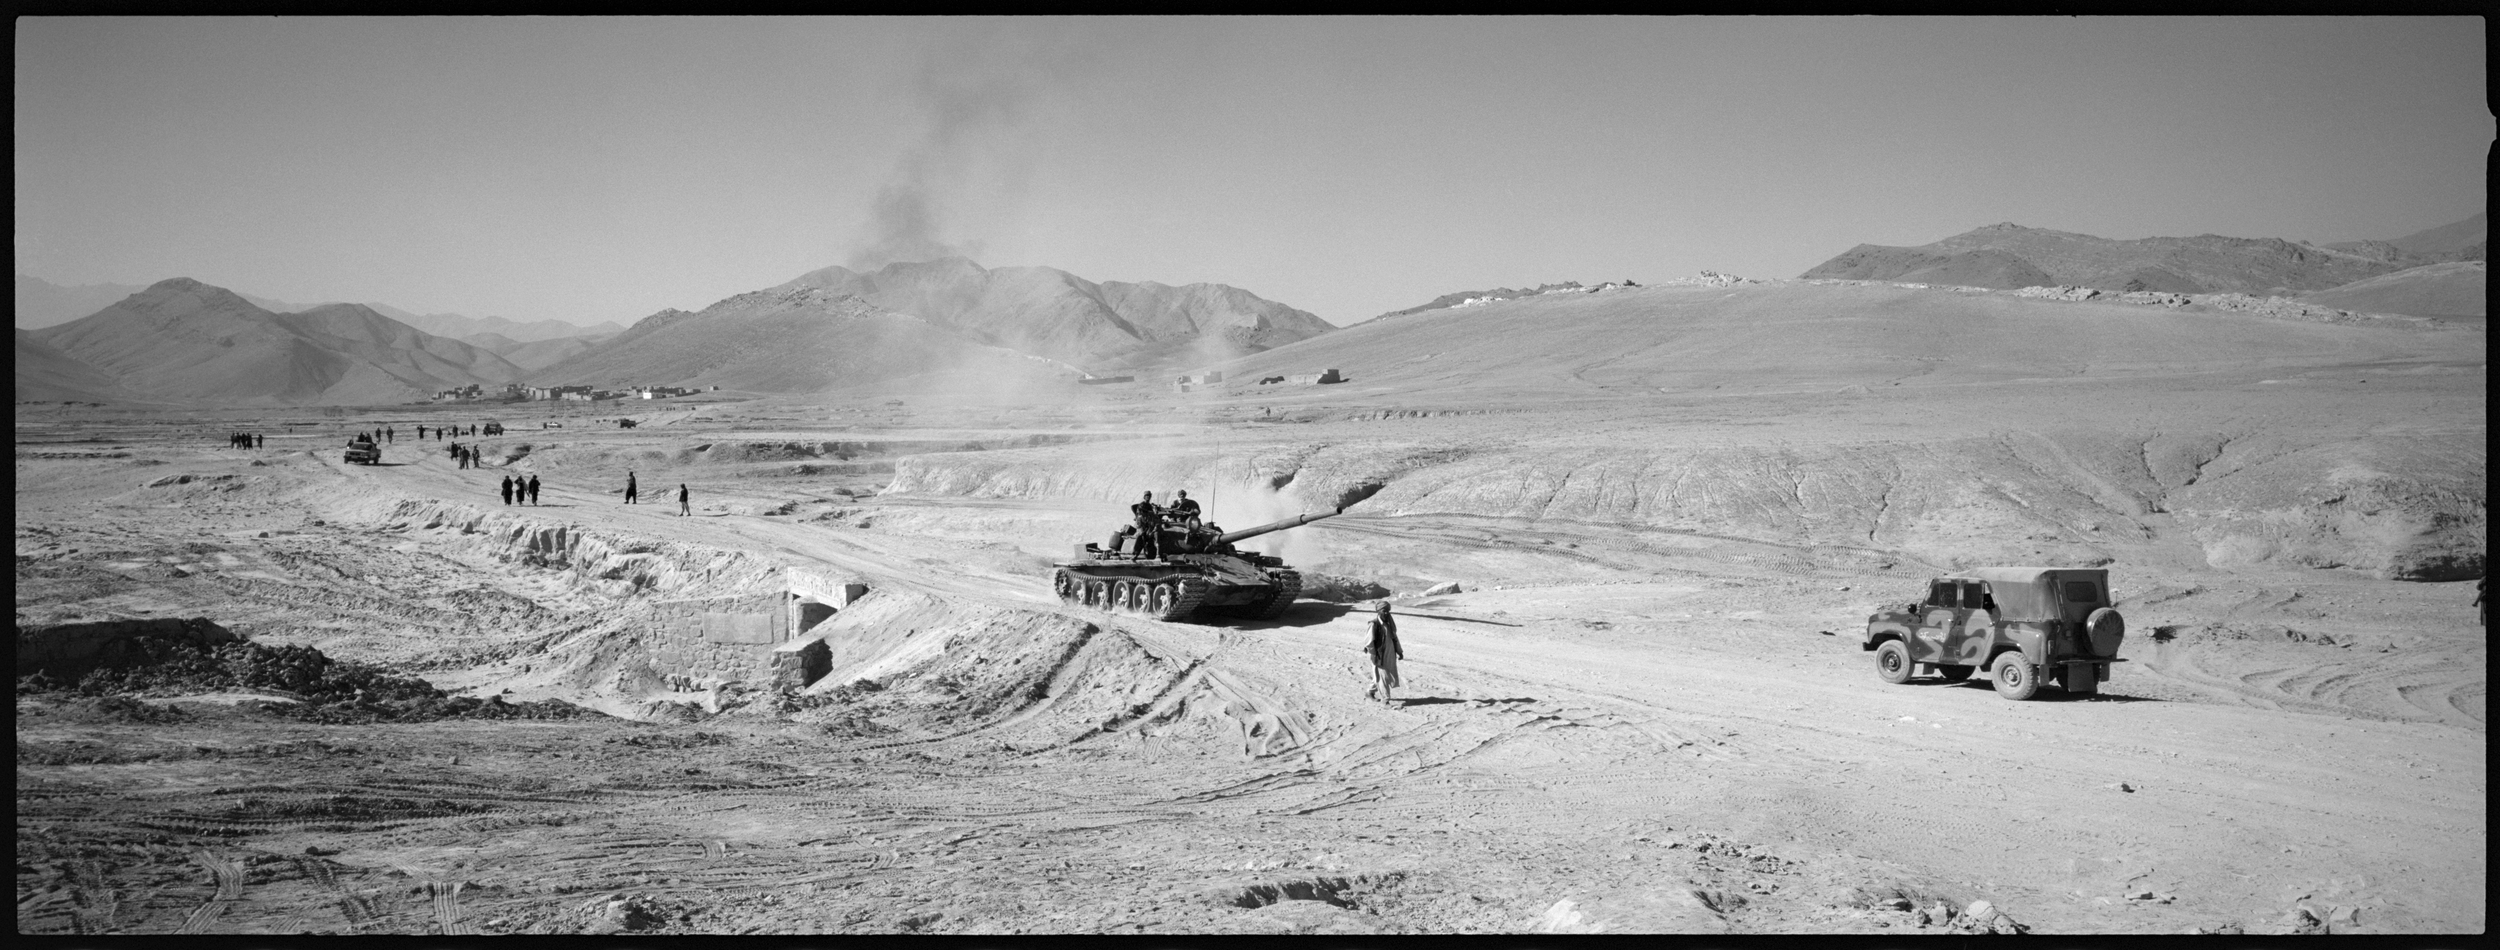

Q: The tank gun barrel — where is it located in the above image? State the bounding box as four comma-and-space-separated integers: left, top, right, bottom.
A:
1216, 506, 1343, 545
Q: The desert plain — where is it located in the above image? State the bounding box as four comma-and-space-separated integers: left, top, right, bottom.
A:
14, 279, 2487, 935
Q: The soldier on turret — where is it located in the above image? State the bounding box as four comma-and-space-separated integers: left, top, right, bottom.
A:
1168, 489, 1202, 528
1112, 490, 1164, 559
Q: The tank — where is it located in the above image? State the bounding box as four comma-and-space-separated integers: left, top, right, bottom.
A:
1052, 505, 1343, 622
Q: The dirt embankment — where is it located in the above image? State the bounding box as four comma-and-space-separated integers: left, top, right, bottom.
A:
884, 428, 2484, 581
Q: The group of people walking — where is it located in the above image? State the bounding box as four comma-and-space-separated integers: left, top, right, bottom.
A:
500, 474, 542, 505
226, 432, 262, 449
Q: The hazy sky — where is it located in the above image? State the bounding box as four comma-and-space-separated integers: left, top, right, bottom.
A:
15, 17, 2490, 327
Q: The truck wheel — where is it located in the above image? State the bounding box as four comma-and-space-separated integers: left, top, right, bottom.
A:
1875, 640, 1913, 684
1991, 652, 2040, 700
1936, 664, 1975, 682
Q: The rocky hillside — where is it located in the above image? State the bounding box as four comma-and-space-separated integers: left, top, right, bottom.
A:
14, 329, 140, 403
529, 286, 1078, 394
772, 258, 1336, 369
1800, 222, 2405, 294
29, 278, 525, 406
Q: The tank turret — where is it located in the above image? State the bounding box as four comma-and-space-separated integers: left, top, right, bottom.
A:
1051, 504, 1344, 622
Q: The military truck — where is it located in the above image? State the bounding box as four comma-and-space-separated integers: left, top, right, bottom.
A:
343, 436, 382, 465
1862, 567, 2126, 700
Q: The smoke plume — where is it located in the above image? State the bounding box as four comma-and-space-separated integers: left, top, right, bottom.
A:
845, 29, 1077, 272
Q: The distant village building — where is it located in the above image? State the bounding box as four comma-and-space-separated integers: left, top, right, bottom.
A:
1284, 369, 1343, 385
528, 384, 592, 401
1172, 371, 1224, 392
433, 383, 485, 401
638, 386, 695, 399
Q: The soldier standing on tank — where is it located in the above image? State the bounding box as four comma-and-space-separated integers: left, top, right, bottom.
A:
1169, 489, 1202, 527
1128, 490, 1163, 558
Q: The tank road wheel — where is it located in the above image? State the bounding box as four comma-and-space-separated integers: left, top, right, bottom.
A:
1149, 577, 1210, 622
1086, 581, 1107, 607
1991, 652, 2040, 701
1113, 582, 1134, 612
1875, 640, 1913, 684
1935, 664, 1976, 682
1054, 570, 1079, 605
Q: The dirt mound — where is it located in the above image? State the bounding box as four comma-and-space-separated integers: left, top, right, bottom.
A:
16, 619, 600, 723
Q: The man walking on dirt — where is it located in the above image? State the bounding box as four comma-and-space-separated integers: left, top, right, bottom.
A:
1365, 602, 1404, 706
678, 483, 690, 516
500, 475, 515, 506
527, 474, 541, 505
625, 471, 639, 505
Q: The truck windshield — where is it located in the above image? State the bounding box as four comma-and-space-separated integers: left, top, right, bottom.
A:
2062, 581, 2100, 604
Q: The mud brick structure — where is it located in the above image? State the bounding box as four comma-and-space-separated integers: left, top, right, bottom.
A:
640, 568, 867, 688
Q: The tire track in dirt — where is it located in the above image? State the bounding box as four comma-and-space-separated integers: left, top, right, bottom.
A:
176, 851, 243, 934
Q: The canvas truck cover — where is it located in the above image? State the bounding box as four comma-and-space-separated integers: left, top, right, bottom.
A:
1944, 567, 2110, 623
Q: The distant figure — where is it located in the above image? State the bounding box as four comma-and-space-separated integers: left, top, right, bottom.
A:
1365, 602, 1404, 705
255, 433, 263, 449
2477, 574, 2487, 627
527, 474, 541, 505
449, 442, 463, 468
625, 471, 638, 504
500, 475, 514, 505
678, 483, 690, 516
386, 427, 394, 443
1168, 489, 1202, 527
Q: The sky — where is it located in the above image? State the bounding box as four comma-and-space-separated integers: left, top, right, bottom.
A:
15, 16, 2491, 328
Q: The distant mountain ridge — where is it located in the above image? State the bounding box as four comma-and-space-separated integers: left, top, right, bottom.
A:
1799, 221, 2423, 294
529, 285, 1075, 393
771, 258, 1336, 369
2324, 211, 2487, 265
28, 278, 525, 406
14, 273, 620, 344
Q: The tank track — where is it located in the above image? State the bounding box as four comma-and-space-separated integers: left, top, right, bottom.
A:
1057, 570, 1208, 622
1250, 570, 1301, 620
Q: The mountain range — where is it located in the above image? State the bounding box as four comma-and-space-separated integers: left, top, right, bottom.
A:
770, 258, 1336, 368
21, 278, 525, 405
526, 285, 1076, 394
1798, 213, 2485, 296
14, 273, 621, 344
